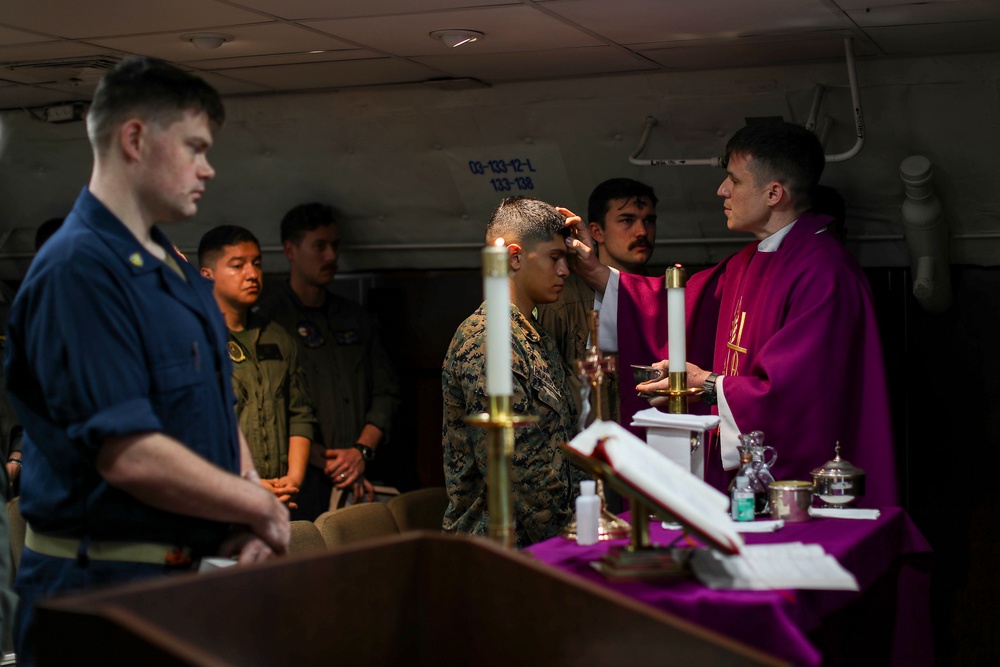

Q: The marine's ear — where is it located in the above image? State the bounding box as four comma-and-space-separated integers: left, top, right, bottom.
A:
199, 266, 214, 280
507, 242, 522, 271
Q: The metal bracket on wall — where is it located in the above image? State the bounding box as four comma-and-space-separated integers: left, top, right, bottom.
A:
628, 37, 865, 167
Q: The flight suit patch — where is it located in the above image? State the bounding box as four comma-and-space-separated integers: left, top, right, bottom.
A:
333, 329, 360, 345
227, 340, 247, 363
256, 344, 283, 361
296, 321, 324, 348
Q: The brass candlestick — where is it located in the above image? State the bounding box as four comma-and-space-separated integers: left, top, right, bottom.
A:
465, 396, 536, 549
562, 311, 631, 541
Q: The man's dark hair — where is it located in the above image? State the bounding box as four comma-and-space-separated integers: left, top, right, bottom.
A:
87, 56, 225, 154
485, 197, 568, 248
280, 203, 337, 245
587, 178, 658, 227
723, 122, 825, 210
198, 225, 260, 269
35, 217, 65, 251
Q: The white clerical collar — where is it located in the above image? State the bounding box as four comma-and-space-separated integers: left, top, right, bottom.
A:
758, 220, 796, 252
758, 216, 830, 252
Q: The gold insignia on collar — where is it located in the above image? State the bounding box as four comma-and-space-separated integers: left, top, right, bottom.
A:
227, 340, 247, 363
129, 252, 143, 267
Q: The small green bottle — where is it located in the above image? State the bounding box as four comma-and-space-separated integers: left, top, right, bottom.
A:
731, 475, 754, 522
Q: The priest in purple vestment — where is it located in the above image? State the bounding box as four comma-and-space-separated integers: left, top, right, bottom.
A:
565, 122, 899, 508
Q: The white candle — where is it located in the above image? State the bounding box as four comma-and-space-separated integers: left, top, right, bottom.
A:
666, 264, 686, 373
483, 238, 513, 396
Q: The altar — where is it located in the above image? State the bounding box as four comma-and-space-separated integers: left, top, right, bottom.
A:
525, 506, 932, 666
35, 532, 788, 666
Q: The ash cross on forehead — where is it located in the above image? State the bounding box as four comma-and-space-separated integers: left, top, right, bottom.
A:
615, 196, 649, 211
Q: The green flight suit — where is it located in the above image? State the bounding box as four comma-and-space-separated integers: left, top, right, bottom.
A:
229, 314, 318, 480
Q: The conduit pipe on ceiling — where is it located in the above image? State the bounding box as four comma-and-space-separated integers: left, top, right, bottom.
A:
900, 155, 952, 313
628, 37, 865, 166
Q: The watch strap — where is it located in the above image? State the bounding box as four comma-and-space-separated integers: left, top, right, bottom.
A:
702, 372, 720, 405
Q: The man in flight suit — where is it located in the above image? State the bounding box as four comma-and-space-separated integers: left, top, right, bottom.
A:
199, 225, 319, 511
261, 203, 400, 519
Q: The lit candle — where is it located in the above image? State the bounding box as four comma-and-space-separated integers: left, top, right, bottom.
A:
483, 238, 512, 396
666, 264, 686, 373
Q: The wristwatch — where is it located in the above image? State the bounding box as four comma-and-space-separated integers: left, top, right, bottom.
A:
354, 444, 375, 462
701, 372, 720, 405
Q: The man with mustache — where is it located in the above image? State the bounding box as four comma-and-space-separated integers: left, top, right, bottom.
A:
199, 225, 318, 511
442, 197, 584, 547
536, 178, 658, 427
261, 203, 400, 520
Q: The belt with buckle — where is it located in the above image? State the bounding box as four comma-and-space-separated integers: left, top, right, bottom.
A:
25, 525, 193, 566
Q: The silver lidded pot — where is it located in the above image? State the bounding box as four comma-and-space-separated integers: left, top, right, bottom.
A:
811, 441, 866, 508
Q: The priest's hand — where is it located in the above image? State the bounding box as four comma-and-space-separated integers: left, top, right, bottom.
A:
638, 360, 714, 408
557, 206, 611, 295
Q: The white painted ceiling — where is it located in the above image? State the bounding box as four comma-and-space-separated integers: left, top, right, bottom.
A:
0, 0, 997, 109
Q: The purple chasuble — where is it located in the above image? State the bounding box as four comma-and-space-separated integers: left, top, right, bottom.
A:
617, 212, 899, 508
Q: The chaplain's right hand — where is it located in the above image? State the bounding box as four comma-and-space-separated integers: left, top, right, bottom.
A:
556, 206, 610, 294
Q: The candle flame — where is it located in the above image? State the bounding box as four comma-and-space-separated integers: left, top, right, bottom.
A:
494, 237, 505, 248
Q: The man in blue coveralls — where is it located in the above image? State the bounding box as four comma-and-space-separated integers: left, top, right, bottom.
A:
3, 56, 290, 665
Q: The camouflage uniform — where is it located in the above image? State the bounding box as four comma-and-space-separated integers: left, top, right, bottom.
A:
442, 302, 582, 548
536, 273, 621, 424
228, 313, 318, 479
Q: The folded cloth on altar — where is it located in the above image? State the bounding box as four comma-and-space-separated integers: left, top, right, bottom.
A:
630, 408, 721, 431
733, 520, 785, 533
663, 519, 783, 533
567, 420, 743, 554
810, 507, 881, 520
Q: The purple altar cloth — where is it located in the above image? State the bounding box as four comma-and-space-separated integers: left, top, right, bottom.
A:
525, 507, 932, 666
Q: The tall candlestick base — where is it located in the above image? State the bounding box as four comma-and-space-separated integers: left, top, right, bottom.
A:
464, 395, 536, 549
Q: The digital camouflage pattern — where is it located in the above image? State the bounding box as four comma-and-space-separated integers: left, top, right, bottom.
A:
442, 302, 583, 548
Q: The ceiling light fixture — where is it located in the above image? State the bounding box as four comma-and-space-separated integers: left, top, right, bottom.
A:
181, 33, 233, 50
429, 30, 484, 49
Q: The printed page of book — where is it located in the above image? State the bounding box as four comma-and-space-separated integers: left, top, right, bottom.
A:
690, 543, 860, 591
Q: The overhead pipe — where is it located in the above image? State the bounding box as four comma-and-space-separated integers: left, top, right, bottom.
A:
628, 37, 864, 166
900, 155, 952, 313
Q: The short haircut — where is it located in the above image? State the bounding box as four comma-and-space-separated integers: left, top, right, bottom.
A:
87, 56, 225, 154
280, 202, 337, 245
723, 122, 825, 210
587, 178, 658, 227
198, 225, 260, 269
485, 197, 568, 248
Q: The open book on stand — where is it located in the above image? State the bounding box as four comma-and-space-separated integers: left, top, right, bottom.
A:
564, 420, 744, 556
